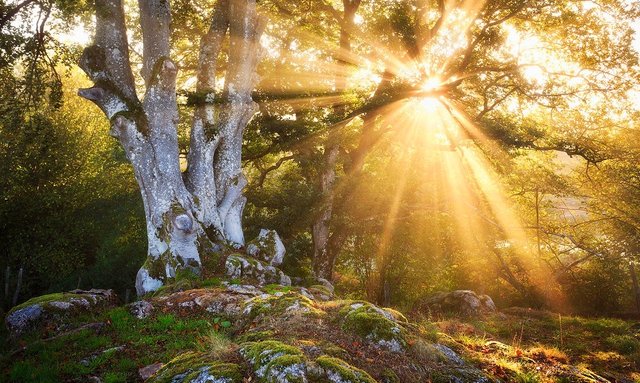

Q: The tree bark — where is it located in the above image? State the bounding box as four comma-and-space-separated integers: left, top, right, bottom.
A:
79, 0, 264, 296
312, 0, 360, 280
629, 262, 640, 314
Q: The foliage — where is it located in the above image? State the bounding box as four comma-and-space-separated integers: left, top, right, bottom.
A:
1, 0, 640, 316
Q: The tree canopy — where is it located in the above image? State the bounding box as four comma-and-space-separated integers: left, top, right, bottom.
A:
1, 0, 640, 314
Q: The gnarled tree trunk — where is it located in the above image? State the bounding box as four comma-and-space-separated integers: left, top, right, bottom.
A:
79, 0, 264, 296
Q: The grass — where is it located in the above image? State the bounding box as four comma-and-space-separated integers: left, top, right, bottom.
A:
429, 309, 640, 383
0, 307, 214, 382
197, 329, 235, 357
3, 294, 640, 383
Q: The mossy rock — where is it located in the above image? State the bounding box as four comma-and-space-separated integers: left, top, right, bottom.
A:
242, 292, 324, 321
381, 307, 408, 323
314, 356, 377, 383
5, 289, 116, 337
307, 285, 334, 301
236, 330, 276, 343
263, 354, 307, 382
148, 352, 243, 383
9, 290, 115, 314
240, 340, 307, 382
337, 302, 407, 352
263, 284, 294, 294
225, 254, 291, 286
246, 229, 286, 266
320, 342, 348, 358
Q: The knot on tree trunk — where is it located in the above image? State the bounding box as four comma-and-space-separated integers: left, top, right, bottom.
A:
174, 214, 193, 233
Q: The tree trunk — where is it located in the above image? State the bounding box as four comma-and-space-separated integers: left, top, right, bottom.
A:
79, 0, 264, 296
629, 262, 640, 314
312, 1, 447, 280
312, 0, 361, 280
312, 145, 340, 279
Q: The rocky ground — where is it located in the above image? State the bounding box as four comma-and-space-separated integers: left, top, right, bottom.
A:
1, 250, 640, 382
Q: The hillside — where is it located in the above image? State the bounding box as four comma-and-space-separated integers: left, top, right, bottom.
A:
2, 274, 639, 383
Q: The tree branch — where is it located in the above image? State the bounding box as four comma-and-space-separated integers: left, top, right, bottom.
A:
78, 0, 139, 122
196, 0, 229, 94
256, 155, 295, 187
0, 0, 37, 30
138, 0, 172, 86
218, 174, 248, 221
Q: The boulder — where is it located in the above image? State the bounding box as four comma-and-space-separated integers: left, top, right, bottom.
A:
152, 287, 256, 318
240, 341, 377, 383
414, 290, 496, 317
246, 229, 286, 266
338, 301, 407, 352
314, 277, 335, 294
138, 362, 164, 381
146, 352, 244, 382
128, 300, 154, 319
225, 254, 291, 286
5, 289, 117, 337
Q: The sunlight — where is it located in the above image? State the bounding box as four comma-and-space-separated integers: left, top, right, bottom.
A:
247, 0, 584, 310
419, 96, 440, 111
421, 77, 442, 93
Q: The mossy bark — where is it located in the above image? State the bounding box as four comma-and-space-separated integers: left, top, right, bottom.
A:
78, 0, 265, 296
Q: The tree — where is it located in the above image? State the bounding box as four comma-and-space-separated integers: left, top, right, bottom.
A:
304, 0, 639, 282
79, 0, 265, 295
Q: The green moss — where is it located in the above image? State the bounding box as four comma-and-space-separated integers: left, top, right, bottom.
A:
308, 285, 332, 297
265, 354, 306, 381
142, 256, 167, 282
338, 302, 406, 350
264, 284, 293, 294
247, 231, 279, 262
237, 330, 275, 343
148, 352, 243, 382
9, 291, 102, 314
240, 341, 302, 367
315, 356, 376, 383
241, 341, 307, 382
336, 301, 370, 318
240, 340, 303, 363
242, 292, 322, 320
342, 311, 399, 340
10, 293, 66, 312
321, 343, 348, 358
382, 307, 408, 323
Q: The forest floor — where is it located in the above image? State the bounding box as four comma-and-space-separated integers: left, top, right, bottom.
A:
1, 291, 640, 383
429, 307, 640, 382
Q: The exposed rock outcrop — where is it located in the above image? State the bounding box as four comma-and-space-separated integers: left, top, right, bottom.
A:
414, 290, 496, 317
5, 289, 117, 337
246, 229, 286, 266
225, 253, 291, 286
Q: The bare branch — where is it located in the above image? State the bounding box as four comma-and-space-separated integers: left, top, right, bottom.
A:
256, 155, 295, 187
0, 0, 37, 30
